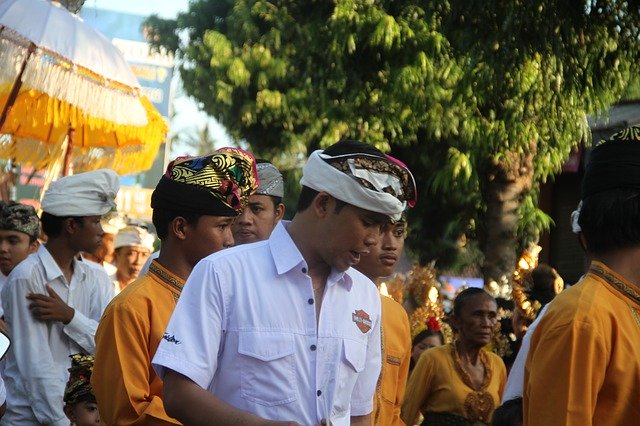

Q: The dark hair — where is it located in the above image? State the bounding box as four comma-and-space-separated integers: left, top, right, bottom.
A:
453, 287, 493, 317
492, 397, 523, 426
152, 209, 202, 240
409, 329, 444, 371
578, 189, 640, 254
529, 264, 561, 307
40, 212, 82, 239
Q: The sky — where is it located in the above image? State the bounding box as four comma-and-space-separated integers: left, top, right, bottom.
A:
82, 0, 233, 155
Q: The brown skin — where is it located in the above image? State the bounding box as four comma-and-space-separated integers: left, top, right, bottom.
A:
27, 216, 103, 324
163, 193, 386, 425
355, 221, 406, 281
450, 293, 498, 389
411, 334, 444, 365
64, 401, 100, 426
113, 246, 151, 291
0, 230, 38, 276
232, 194, 285, 245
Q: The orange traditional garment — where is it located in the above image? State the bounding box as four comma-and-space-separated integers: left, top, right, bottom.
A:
372, 295, 412, 425
524, 261, 640, 426
92, 260, 183, 425
401, 344, 506, 426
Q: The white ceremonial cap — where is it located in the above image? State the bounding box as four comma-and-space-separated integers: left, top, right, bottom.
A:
41, 169, 119, 217
114, 225, 155, 251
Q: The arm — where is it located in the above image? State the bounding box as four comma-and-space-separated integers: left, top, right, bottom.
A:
350, 414, 371, 425
6, 277, 69, 425
162, 370, 299, 426
350, 297, 382, 419
393, 311, 412, 424
27, 284, 99, 353
400, 352, 435, 426
92, 301, 179, 425
524, 321, 606, 426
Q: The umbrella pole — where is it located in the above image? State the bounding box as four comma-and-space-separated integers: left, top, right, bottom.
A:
62, 128, 74, 176
0, 43, 35, 131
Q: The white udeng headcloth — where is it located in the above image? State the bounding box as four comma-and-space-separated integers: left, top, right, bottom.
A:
300, 150, 411, 221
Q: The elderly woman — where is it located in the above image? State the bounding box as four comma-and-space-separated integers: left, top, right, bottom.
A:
401, 288, 507, 425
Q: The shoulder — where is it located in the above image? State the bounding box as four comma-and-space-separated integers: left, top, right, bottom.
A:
7, 253, 41, 280
381, 296, 409, 320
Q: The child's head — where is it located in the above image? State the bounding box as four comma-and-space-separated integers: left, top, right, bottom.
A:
63, 354, 99, 426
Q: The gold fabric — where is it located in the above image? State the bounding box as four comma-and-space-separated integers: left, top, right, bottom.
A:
373, 295, 411, 425
401, 345, 506, 426
92, 261, 183, 425
524, 261, 640, 426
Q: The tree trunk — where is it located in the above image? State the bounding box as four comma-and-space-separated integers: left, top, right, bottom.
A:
480, 150, 534, 287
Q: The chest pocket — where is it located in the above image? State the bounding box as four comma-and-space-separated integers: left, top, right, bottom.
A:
238, 331, 297, 406
333, 338, 367, 417
381, 348, 405, 404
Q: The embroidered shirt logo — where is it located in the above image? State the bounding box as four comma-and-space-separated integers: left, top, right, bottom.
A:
387, 355, 401, 366
352, 309, 372, 333
162, 333, 181, 345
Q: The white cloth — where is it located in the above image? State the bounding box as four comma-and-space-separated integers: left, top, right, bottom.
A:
114, 225, 155, 251
152, 221, 382, 425
0, 245, 114, 426
256, 162, 284, 197
41, 169, 119, 216
0, 273, 6, 318
502, 304, 550, 402
300, 150, 409, 221
139, 250, 159, 276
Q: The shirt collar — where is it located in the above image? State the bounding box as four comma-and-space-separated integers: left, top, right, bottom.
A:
589, 260, 640, 306
37, 245, 85, 284
268, 221, 354, 291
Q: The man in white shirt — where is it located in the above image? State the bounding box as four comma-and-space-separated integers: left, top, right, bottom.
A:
0, 169, 117, 426
152, 140, 417, 426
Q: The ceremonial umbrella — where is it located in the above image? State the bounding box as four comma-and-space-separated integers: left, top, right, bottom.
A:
0, 0, 168, 176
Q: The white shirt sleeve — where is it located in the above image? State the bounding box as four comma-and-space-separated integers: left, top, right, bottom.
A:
502, 304, 550, 402
62, 268, 114, 354
348, 296, 382, 416
153, 259, 225, 388
3, 276, 68, 424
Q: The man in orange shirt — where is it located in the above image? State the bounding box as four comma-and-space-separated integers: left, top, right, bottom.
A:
92, 149, 257, 425
524, 125, 640, 425
355, 208, 415, 424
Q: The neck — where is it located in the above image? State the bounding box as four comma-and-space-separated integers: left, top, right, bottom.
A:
287, 215, 331, 282
45, 238, 78, 276
455, 339, 482, 365
594, 248, 640, 290
156, 241, 194, 282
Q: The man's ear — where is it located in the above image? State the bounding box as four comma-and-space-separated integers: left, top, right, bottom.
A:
312, 192, 332, 218
274, 203, 285, 221
169, 216, 191, 241
28, 240, 39, 254
64, 218, 80, 235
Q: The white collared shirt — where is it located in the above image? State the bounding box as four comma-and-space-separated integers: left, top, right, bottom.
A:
502, 304, 550, 403
153, 221, 382, 426
0, 245, 114, 426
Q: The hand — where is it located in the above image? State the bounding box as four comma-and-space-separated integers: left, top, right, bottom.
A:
0, 318, 8, 335
26, 285, 75, 324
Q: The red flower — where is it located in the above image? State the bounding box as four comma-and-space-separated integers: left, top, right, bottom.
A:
426, 316, 441, 332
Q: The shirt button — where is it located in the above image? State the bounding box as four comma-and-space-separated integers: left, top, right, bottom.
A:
310, 344, 317, 351
302, 267, 307, 274
308, 298, 314, 305
317, 390, 322, 396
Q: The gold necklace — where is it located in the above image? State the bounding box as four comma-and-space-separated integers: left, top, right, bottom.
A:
451, 342, 495, 424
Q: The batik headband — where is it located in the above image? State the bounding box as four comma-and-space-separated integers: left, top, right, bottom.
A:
300, 150, 416, 221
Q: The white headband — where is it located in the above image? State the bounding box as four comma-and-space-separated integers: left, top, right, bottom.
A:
300, 150, 407, 221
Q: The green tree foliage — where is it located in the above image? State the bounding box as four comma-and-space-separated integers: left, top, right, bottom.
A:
145, 0, 640, 284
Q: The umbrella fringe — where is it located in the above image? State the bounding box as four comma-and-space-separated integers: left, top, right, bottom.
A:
0, 135, 163, 176
0, 90, 168, 148
0, 36, 149, 126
